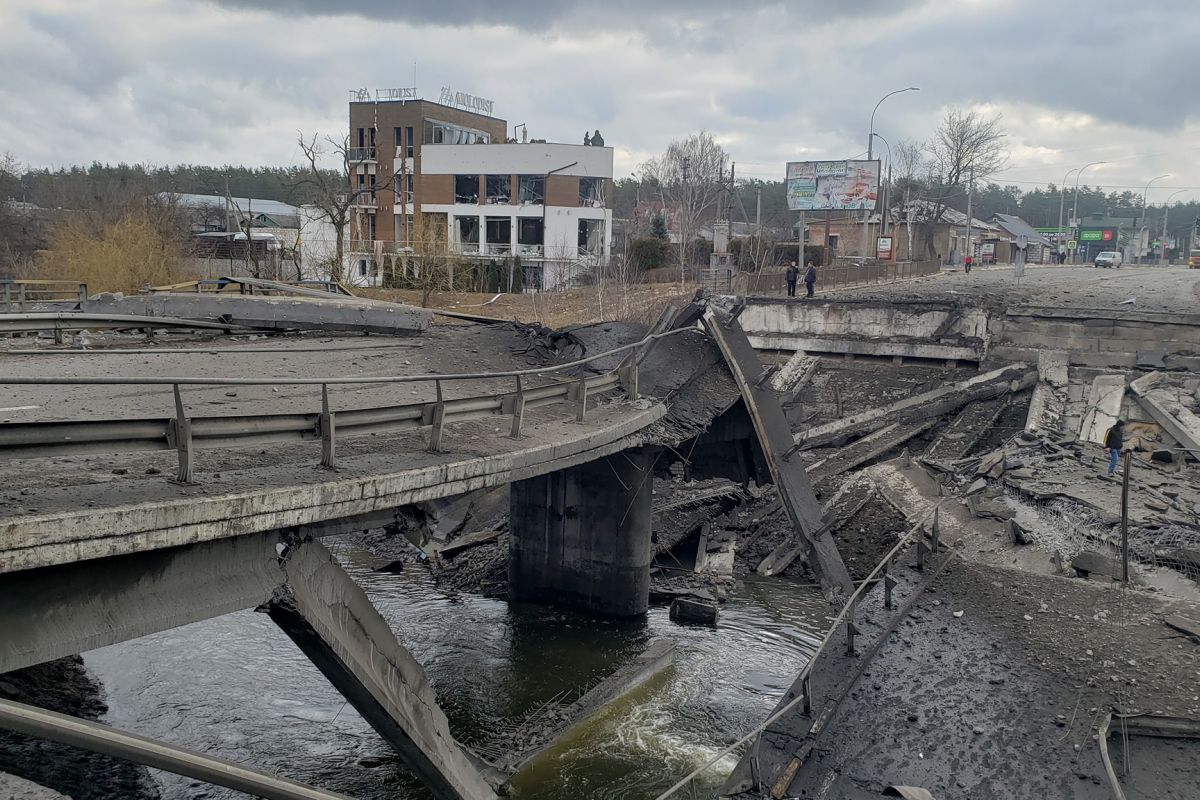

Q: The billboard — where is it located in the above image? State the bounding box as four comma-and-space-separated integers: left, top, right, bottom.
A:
786, 160, 881, 211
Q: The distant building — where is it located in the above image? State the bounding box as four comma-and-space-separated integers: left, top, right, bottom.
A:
158, 192, 300, 280
339, 96, 612, 289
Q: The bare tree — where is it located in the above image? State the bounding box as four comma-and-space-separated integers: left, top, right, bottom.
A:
292, 133, 396, 283
915, 110, 1008, 258
640, 131, 729, 284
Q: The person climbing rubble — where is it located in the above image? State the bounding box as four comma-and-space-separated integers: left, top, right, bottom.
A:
1103, 419, 1125, 477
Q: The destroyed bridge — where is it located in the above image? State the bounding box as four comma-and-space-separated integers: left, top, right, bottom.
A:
2, 272, 1200, 800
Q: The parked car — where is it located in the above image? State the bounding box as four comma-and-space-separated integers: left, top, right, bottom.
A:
1094, 251, 1123, 268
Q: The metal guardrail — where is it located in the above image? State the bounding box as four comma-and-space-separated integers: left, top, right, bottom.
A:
0, 698, 351, 800
0, 327, 699, 483
1, 280, 88, 312
654, 505, 947, 800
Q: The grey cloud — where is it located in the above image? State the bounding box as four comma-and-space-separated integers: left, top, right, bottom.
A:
205, 0, 918, 32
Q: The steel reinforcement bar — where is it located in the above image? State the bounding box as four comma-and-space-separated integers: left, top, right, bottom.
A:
0, 326, 700, 482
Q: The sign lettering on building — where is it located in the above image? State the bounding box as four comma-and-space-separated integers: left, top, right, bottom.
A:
439, 85, 495, 115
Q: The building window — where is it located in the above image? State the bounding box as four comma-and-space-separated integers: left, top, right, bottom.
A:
455, 175, 479, 204
518, 218, 544, 247
518, 175, 544, 205
578, 219, 604, 255
424, 119, 491, 146
485, 217, 511, 253
456, 216, 479, 247
579, 177, 604, 207
405, 126, 414, 158
486, 175, 511, 204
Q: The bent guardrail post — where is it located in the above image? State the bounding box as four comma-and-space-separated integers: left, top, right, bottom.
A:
574, 376, 588, 423
168, 384, 194, 483
619, 353, 639, 401
428, 379, 446, 452
509, 375, 526, 439
319, 384, 336, 469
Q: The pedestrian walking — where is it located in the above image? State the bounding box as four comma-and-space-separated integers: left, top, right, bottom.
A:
785, 262, 799, 297
1103, 419, 1125, 477
804, 261, 817, 298
964, 254, 973, 274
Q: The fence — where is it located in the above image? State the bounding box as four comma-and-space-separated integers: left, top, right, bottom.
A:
736, 259, 942, 297
0, 327, 699, 484
1, 280, 88, 312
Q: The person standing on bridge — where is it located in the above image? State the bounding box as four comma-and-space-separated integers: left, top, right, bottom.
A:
785, 262, 799, 297
1104, 419, 1126, 477
804, 261, 817, 298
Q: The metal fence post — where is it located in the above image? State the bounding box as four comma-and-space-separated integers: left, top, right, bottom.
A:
575, 377, 588, 423
619, 355, 639, 401
319, 384, 336, 468
169, 384, 193, 483
509, 375, 526, 439
428, 380, 446, 452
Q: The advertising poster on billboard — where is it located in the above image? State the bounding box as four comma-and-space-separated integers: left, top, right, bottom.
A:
786, 160, 880, 211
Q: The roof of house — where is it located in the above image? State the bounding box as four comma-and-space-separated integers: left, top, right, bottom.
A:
159, 192, 300, 219
992, 213, 1050, 245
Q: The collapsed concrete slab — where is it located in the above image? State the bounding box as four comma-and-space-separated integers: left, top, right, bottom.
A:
798, 363, 1034, 450
701, 308, 853, 599
266, 539, 498, 800
1079, 373, 1126, 445
1024, 350, 1068, 434
1130, 372, 1200, 460
85, 292, 432, 336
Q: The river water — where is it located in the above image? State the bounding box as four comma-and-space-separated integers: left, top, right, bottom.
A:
84, 541, 827, 800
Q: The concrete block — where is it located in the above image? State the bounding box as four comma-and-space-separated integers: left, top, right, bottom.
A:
669, 597, 718, 625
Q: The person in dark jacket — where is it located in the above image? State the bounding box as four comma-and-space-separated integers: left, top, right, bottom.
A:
1104, 419, 1125, 477
785, 262, 799, 297
804, 261, 817, 298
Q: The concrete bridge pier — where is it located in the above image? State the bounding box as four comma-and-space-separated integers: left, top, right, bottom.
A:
508, 447, 655, 617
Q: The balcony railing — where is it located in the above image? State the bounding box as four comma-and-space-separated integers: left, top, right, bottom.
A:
346, 146, 377, 162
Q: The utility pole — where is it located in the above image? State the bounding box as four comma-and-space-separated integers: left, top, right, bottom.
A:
964, 166, 974, 268
680, 156, 691, 286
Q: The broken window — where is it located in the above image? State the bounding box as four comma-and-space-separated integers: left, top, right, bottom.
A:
486, 175, 511, 204
518, 175, 544, 205
485, 217, 511, 253
578, 218, 604, 255
424, 119, 491, 146
456, 216, 479, 247
579, 177, 604, 207
517, 218, 544, 247
455, 175, 479, 204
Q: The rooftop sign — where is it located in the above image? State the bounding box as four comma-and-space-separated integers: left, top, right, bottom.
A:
438, 85, 495, 115
349, 88, 420, 102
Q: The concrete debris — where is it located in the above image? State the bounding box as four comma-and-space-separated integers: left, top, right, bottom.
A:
669, 597, 719, 625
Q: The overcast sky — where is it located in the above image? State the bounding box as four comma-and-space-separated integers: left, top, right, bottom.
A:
2, 0, 1198, 202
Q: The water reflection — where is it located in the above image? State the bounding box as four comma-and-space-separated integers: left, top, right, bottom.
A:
85, 540, 827, 799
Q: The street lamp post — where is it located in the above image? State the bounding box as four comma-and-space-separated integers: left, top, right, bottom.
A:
1070, 161, 1105, 264
862, 87, 919, 258
1057, 168, 1078, 262
1139, 174, 1170, 263
872, 132, 892, 236
1160, 189, 1186, 267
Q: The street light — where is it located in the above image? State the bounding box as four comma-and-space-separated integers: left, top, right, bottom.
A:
1070, 161, 1105, 263
863, 87, 919, 256
1056, 168, 1079, 260
1160, 189, 1187, 267
872, 132, 892, 235
1139, 174, 1170, 263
